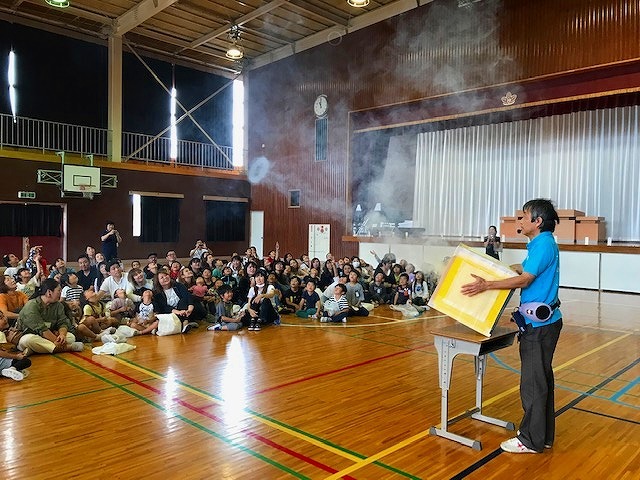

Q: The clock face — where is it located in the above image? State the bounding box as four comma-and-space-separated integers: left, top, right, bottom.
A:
314, 94, 328, 117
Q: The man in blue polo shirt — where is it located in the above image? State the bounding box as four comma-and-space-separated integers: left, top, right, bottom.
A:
461, 198, 562, 454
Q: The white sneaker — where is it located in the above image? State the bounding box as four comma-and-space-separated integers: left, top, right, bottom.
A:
70, 342, 85, 352
320, 316, 330, 323
2, 366, 24, 381
101, 334, 118, 343
500, 437, 538, 453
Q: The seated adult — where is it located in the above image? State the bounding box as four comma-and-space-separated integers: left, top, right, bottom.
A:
152, 271, 201, 333
98, 260, 129, 301
14, 278, 84, 354
48, 257, 75, 279
16, 266, 43, 299
164, 250, 178, 269
127, 267, 153, 304
76, 254, 99, 291
242, 270, 279, 331
0, 275, 29, 328
3, 247, 29, 279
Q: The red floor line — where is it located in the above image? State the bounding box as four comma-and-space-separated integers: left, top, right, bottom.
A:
254, 346, 427, 395
70, 353, 347, 476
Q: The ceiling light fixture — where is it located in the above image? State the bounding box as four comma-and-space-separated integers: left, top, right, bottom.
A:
347, 0, 370, 7
225, 25, 244, 60
45, 0, 70, 8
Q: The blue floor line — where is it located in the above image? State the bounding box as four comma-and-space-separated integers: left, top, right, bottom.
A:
610, 375, 640, 402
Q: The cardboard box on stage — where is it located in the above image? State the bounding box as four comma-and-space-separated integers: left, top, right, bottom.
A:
555, 209, 584, 243
428, 244, 517, 337
500, 216, 521, 241
576, 216, 606, 244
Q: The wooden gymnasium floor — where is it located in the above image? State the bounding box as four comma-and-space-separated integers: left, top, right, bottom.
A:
2, 288, 639, 479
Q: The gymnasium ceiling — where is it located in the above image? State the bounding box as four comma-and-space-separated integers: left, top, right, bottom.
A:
0, 0, 436, 77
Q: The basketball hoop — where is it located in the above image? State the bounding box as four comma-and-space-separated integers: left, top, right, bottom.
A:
77, 184, 93, 199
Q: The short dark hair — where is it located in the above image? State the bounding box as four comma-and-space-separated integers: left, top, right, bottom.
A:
77, 254, 90, 262
35, 278, 59, 299
107, 260, 121, 270
334, 283, 347, 294
218, 284, 233, 295
148, 252, 158, 258
522, 198, 560, 232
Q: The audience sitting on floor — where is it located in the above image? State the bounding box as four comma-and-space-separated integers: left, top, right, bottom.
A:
0, 239, 438, 359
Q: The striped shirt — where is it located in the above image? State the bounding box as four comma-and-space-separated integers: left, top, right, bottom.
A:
61, 285, 84, 302
323, 294, 349, 316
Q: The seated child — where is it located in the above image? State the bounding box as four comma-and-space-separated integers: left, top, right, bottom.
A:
107, 288, 134, 323
295, 280, 321, 318
281, 277, 303, 314
77, 288, 119, 342
1, 349, 32, 381
319, 283, 350, 323
393, 273, 412, 305
129, 289, 157, 335
207, 285, 242, 331
369, 272, 391, 306
189, 276, 209, 300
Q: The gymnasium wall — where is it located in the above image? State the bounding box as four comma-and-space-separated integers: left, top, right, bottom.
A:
0, 156, 250, 261
246, 0, 640, 259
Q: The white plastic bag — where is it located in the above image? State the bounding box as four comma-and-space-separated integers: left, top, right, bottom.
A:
156, 313, 182, 336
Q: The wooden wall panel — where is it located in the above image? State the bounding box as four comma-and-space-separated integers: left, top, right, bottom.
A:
247, 0, 640, 258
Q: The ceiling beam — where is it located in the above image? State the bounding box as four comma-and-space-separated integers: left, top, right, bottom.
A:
113, 0, 179, 36
249, 0, 434, 71
176, 0, 290, 54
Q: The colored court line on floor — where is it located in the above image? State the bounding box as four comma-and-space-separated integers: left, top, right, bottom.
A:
254, 346, 428, 394
451, 356, 640, 480
0, 385, 117, 413
57, 354, 312, 479
610, 375, 640, 401
279, 313, 447, 329
89, 353, 419, 479
323, 332, 633, 479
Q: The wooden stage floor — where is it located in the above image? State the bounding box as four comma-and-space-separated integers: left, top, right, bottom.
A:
2, 288, 639, 479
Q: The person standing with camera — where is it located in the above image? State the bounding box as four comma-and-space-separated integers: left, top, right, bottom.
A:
189, 240, 209, 260
100, 221, 122, 262
461, 199, 562, 454
484, 225, 503, 260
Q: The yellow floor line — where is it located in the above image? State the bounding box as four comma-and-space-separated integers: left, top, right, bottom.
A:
107, 355, 363, 462
324, 332, 632, 479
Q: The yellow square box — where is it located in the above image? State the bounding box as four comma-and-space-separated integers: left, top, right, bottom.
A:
428, 244, 517, 336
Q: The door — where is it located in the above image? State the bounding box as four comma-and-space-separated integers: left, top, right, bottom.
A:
250, 211, 264, 259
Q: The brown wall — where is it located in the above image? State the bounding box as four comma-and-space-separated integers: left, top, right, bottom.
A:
246, 0, 640, 258
1, 155, 250, 261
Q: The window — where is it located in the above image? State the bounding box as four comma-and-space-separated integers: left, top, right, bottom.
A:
0, 204, 62, 237
232, 78, 245, 168
315, 117, 328, 161
131, 192, 183, 242
205, 198, 247, 242
289, 190, 301, 208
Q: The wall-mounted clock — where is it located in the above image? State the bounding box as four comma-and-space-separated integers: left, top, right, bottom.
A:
314, 94, 328, 118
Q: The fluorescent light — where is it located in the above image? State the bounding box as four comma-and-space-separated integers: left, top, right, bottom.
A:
169, 87, 178, 160
8, 50, 17, 123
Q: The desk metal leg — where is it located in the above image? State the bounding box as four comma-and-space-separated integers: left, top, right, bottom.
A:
470, 355, 516, 430
430, 337, 483, 450
430, 337, 515, 451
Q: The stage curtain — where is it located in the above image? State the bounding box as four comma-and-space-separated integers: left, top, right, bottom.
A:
140, 196, 181, 242
413, 105, 640, 241
0, 204, 62, 237
205, 201, 246, 242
